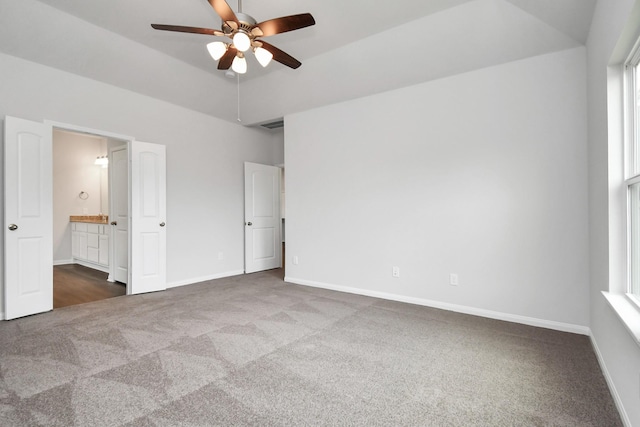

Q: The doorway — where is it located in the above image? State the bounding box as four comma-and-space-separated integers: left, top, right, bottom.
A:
52, 128, 128, 308
4, 115, 167, 320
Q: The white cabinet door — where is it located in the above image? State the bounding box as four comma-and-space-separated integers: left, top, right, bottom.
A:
4, 116, 52, 320
130, 141, 166, 294
77, 232, 88, 259
99, 235, 109, 266
71, 230, 79, 258
244, 162, 281, 273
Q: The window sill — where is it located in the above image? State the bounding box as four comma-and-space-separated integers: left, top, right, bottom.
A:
602, 291, 640, 346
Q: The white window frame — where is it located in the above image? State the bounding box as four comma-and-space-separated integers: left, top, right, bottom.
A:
624, 38, 640, 309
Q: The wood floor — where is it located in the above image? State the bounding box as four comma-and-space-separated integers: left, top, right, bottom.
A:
53, 264, 126, 309
53, 244, 285, 309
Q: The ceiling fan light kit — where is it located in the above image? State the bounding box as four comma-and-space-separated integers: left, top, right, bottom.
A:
231, 54, 247, 74
232, 31, 251, 52
254, 46, 273, 67
207, 41, 227, 60
151, 0, 315, 74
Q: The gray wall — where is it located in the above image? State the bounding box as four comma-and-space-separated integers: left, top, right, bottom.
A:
285, 47, 589, 330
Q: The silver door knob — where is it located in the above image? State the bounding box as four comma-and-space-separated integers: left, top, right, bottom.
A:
246, 222, 252, 226
8, 224, 18, 231
160, 222, 165, 227
110, 221, 117, 226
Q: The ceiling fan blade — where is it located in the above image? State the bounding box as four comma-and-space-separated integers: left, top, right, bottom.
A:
217, 46, 238, 70
253, 13, 315, 37
151, 24, 224, 37
258, 41, 301, 69
208, 0, 238, 28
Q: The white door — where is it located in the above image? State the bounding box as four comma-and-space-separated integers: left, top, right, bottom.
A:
4, 116, 53, 320
244, 162, 281, 273
130, 141, 166, 294
109, 145, 128, 284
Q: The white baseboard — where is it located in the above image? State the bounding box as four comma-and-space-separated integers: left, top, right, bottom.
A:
284, 276, 590, 336
167, 270, 245, 288
53, 259, 74, 266
590, 335, 631, 427
74, 259, 109, 274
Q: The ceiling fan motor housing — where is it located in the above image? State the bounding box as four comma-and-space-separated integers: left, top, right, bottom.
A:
222, 12, 257, 36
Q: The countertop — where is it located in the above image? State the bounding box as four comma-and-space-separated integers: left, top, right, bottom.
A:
70, 215, 109, 224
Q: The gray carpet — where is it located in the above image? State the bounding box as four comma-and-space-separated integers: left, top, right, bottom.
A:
0, 269, 622, 426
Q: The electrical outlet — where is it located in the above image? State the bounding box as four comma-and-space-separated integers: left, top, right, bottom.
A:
218, 252, 224, 261
449, 273, 459, 286
293, 256, 299, 265
392, 266, 400, 278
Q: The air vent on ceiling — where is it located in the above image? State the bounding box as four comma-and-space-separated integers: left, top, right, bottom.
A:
260, 119, 284, 130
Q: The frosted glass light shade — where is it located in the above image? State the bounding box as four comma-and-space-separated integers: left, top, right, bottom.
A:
207, 41, 227, 60
231, 55, 247, 74
95, 156, 108, 167
254, 47, 273, 67
232, 32, 251, 52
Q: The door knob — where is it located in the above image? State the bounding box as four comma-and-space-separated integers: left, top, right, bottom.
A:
8, 224, 18, 231
110, 221, 117, 226
246, 222, 252, 226
160, 222, 166, 227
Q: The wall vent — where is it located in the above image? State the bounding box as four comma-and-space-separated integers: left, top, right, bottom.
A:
260, 119, 284, 130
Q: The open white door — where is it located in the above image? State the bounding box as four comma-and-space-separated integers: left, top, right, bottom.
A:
244, 162, 281, 273
4, 116, 53, 319
109, 145, 129, 284
130, 141, 166, 294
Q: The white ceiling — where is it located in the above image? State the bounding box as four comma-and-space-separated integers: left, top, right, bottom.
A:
0, 0, 595, 125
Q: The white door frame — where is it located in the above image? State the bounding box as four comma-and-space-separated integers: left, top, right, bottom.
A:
46, 121, 140, 295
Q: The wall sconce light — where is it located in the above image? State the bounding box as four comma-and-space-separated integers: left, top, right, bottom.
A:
95, 156, 108, 168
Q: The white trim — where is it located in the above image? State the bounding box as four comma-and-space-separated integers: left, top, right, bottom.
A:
284, 277, 590, 335
167, 270, 245, 288
73, 259, 110, 274
45, 120, 134, 142
590, 335, 632, 427
53, 259, 74, 266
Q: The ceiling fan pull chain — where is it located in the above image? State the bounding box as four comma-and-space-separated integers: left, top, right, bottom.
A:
237, 73, 242, 122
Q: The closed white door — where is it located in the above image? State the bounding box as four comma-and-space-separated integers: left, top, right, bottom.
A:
244, 162, 281, 273
109, 145, 128, 284
4, 116, 53, 320
130, 141, 166, 294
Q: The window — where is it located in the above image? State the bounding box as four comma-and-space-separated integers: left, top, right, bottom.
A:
626, 42, 640, 304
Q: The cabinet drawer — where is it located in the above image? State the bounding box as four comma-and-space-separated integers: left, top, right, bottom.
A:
87, 223, 100, 234
75, 223, 88, 232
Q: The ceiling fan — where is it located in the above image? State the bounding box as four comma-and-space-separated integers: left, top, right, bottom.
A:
151, 0, 315, 74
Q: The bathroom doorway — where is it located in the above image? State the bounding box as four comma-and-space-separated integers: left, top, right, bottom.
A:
52, 129, 127, 308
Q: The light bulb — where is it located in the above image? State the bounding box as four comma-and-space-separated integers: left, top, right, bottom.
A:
94, 156, 108, 166
231, 55, 247, 74
207, 41, 227, 60
232, 31, 251, 52
254, 47, 273, 67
